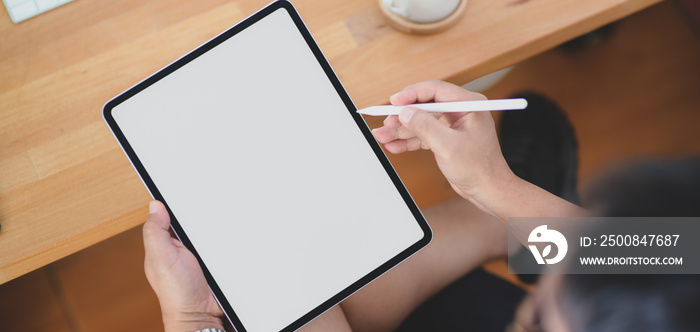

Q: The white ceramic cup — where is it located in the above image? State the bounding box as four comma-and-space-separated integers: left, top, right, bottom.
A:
382, 0, 461, 23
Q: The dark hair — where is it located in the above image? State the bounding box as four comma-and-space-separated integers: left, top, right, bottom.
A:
583, 158, 700, 217
560, 158, 700, 332
561, 274, 700, 332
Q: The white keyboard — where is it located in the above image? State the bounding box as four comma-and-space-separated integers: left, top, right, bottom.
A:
3, 0, 73, 23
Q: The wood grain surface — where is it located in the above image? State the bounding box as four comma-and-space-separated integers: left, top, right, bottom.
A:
0, 0, 660, 284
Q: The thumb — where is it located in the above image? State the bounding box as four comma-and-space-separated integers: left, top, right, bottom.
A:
399, 107, 450, 150
143, 201, 175, 258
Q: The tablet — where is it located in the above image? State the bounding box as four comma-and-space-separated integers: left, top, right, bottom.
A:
103, 1, 431, 331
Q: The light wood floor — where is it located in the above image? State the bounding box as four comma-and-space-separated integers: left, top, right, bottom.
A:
2, 2, 699, 331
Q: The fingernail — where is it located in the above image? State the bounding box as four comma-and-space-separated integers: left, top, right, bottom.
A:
390, 92, 400, 101
149, 201, 158, 215
399, 107, 415, 124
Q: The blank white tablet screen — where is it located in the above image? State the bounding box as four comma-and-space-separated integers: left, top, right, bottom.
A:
111, 7, 424, 332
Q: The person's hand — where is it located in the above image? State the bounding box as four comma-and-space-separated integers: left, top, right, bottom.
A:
372, 80, 516, 213
510, 293, 541, 332
510, 275, 568, 332
143, 201, 226, 332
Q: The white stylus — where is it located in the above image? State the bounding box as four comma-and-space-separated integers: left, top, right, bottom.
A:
356, 98, 528, 116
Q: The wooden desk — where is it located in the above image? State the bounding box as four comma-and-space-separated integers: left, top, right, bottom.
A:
0, 0, 659, 284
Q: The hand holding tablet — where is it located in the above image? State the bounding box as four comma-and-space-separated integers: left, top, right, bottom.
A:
143, 201, 227, 332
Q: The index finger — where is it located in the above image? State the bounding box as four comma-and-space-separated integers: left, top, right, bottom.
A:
389, 80, 486, 106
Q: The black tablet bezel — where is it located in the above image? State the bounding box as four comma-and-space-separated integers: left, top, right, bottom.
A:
103, 1, 432, 331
